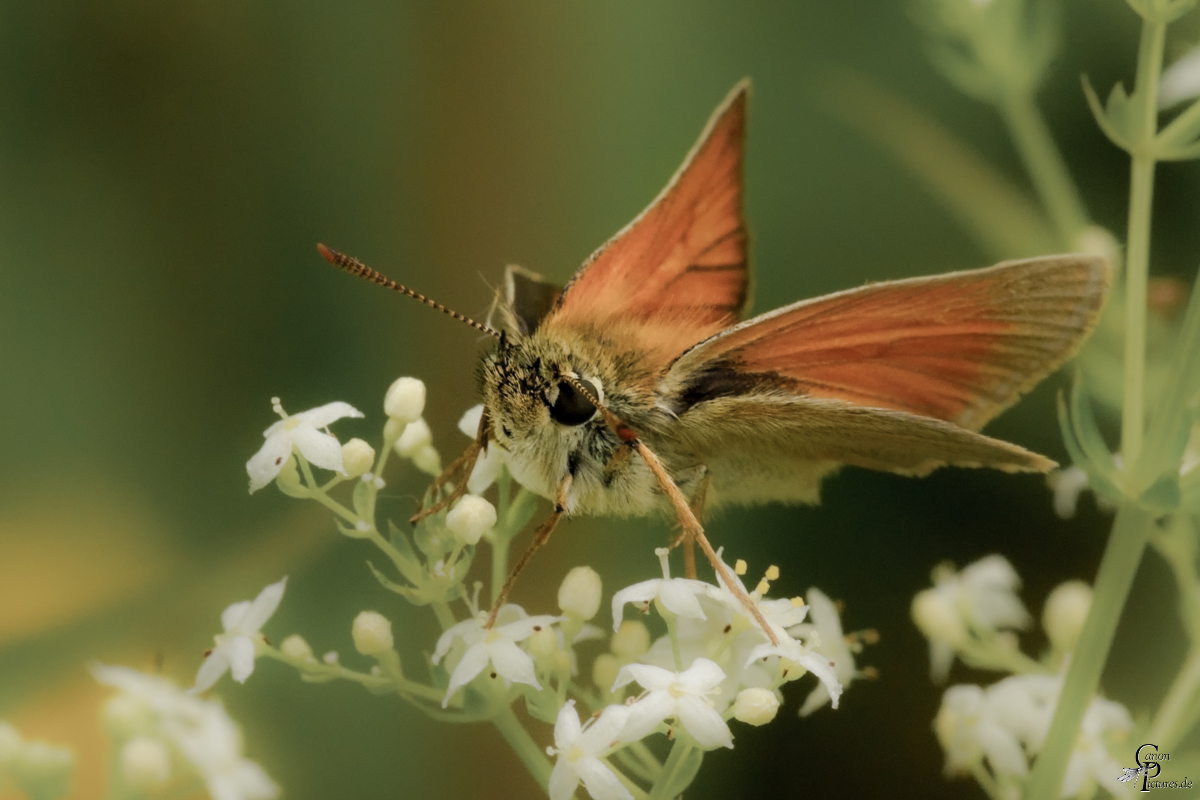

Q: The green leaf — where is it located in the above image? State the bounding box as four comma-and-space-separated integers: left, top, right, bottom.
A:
352, 477, 371, 518
1069, 377, 1120, 478
1156, 139, 1200, 161
814, 68, 1057, 260
1081, 76, 1132, 151
1156, 96, 1200, 151
1057, 392, 1123, 503
367, 560, 412, 598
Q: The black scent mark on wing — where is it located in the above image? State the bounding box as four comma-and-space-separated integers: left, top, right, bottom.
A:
674, 361, 796, 414
683, 261, 744, 274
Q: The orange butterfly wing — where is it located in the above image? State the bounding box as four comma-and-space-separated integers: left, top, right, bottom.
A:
541, 81, 750, 366
666, 255, 1110, 432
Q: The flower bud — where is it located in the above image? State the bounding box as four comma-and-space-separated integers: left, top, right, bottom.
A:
352, 611, 394, 656
558, 566, 602, 621
593, 654, 620, 693
394, 419, 433, 457
610, 620, 650, 659
412, 445, 442, 476
733, 687, 780, 726
446, 495, 496, 545
1042, 580, 1092, 653
383, 417, 405, 443
911, 589, 966, 645
341, 438, 375, 479
120, 737, 170, 791
101, 694, 155, 739
275, 455, 308, 498
280, 634, 314, 661
11, 741, 73, 797
528, 627, 559, 659
384, 377, 426, 423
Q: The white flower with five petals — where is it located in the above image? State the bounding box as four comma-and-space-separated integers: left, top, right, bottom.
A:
612, 658, 733, 749
611, 548, 710, 631
547, 701, 633, 800
246, 399, 364, 493
789, 587, 856, 716
432, 605, 562, 707
192, 578, 287, 694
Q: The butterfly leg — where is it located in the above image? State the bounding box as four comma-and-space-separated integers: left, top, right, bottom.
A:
632, 441, 778, 645
410, 408, 489, 525
484, 473, 573, 630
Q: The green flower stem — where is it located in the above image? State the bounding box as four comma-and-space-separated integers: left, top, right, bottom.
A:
613, 747, 659, 783
1000, 89, 1089, 247
969, 762, 1006, 800
627, 741, 664, 776
492, 532, 512, 607
431, 600, 457, 631
1122, 17, 1166, 466
647, 737, 696, 800
295, 455, 359, 524
605, 756, 651, 800
491, 706, 553, 791
1024, 503, 1155, 799
1149, 643, 1200, 750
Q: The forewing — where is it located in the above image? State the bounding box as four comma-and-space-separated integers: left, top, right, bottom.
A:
668, 394, 1053, 507
502, 265, 561, 336
542, 81, 751, 360
666, 255, 1110, 431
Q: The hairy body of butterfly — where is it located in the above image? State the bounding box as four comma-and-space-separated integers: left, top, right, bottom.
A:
321, 79, 1109, 634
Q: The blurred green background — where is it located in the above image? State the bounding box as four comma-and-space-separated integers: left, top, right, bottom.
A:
2, 1, 1199, 798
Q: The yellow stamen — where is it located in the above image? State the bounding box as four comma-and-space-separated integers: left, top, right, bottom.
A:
765, 565, 780, 581
734, 559, 748, 576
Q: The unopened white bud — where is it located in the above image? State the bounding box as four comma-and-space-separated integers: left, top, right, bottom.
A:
1043, 580, 1092, 653
120, 737, 170, 791
733, 687, 780, 726
446, 495, 496, 545
912, 589, 967, 645
412, 445, 442, 476
102, 694, 155, 738
384, 377, 426, 423
383, 417, 405, 443
280, 634, 314, 661
394, 419, 433, 457
592, 654, 621, 695
528, 627, 559, 659
611, 620, 650, 659
558, 566, 602, 621
341, 438, 375, 479
352, 611, 394, 656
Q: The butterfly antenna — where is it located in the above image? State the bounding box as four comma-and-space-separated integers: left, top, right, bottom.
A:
317, 244, 502, 339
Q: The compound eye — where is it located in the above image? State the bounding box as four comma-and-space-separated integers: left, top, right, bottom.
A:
549, 378, 599, 426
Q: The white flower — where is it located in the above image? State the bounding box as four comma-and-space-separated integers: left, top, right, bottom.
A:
120, 737, 171, 790
934, 684, 1028, 778
612, 659, 733, 748
432, 606, 562, 707
914, 556, 1030, 683
1042, 581, 1092, 654
170, 703, 280, 800
789, 587, 856, 716
611, 548, 710, 631
743, 636, 843, 711
192, 578, 287, 693
246, 399, 364, 493
92, 665, 279, 800
394, 418, 433, 457
1048, 466, 1092, 519
547, 701, 633, 800
458, 405, 508, 493
1160, 45, 1200, 109
1061, 695, 1132, 798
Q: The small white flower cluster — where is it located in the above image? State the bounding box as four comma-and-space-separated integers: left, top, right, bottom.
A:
914, 555, 1131, 799
92, 665, 279, 800
229, 378, 872, 800
0, 721, 73, 800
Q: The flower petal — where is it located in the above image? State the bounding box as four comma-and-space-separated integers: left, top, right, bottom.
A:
191, 650, 231, 694
579, 705, 631, 753
442, 644, 490, 707
467, 445, 506, 495
619, 690, 675, 742
458, 405, 484, 438
236, 577, 287, 634
246, 434, 293, 493
610, 580, 662, 631
977, 720, 1027, 778
554, 700, 583, 749
676, 694, 733, 749
221, 601, 253, 633
548, 758, 580, 800
575, 756, 634, 800
612, 662, 673, 692
432, 618, 482, 665
795, 650, 843, 710
228, 760, 281, 800
798, 683, 831, 717
291, 426, 346, 473
496, 614, 563, 642
679, 658, 726, 692
658, 580, 708, 621
487, 639, 541, 689
227, 636, 258, 683
296, 401, 365, 429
